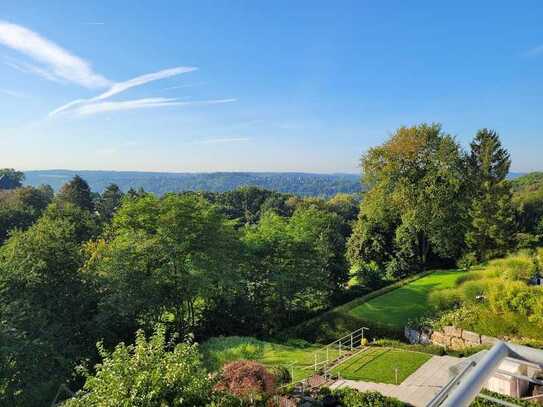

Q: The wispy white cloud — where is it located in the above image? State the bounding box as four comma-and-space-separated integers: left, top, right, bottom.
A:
0, 21, 234, 119
0, 88, 27, 98
97, 67, 197, 101
76, 97, 181, 116
5, 58, 64, 83
163, 82, 207, 90
49, 67, 199, 117
194, 137, 251, 144
526, 44, 543, 57
0, 20, 110, 88
71, 97, 236, 116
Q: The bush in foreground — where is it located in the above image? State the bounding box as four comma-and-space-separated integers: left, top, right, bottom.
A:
318, 387, 407, 406
215, 360, 276, 403
64, 326, 233, 407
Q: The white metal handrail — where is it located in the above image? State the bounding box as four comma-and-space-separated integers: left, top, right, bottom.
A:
280, 327, 370, 390
427, 341, 543, 407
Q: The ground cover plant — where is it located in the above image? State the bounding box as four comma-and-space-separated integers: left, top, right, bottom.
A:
330, 347, 431, 384
430, 249, 543, 343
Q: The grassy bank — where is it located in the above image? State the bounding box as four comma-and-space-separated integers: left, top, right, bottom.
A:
349, 270, 465, 328
200, 336, 339, 382
284, 269, 464, 343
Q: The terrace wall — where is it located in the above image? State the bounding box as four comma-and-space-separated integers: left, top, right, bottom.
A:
405, 325, 498, 351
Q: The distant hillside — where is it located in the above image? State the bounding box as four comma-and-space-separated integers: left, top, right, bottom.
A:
512, 171, 543, 193
508, 172, 528, 180
23, 170, 362, 197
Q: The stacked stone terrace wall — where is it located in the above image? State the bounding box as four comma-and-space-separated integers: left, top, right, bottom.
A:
405, 325, 498, 351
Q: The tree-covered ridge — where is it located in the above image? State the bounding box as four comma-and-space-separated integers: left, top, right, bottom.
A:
512, 172, 543, 193
24, 170, 362, 197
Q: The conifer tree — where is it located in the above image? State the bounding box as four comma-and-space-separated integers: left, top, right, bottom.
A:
466, 129, 515, 260
96, 183, 124, 222
57, 175, 94, 212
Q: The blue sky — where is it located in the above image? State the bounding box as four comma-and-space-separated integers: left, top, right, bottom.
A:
0, 1, 541, 173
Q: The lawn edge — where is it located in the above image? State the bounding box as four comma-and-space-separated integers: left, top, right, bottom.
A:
291, 269, 437, 329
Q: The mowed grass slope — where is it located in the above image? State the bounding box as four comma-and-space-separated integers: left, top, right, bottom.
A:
286, 269, 465, 342
349, 270, 465, 328
200, 336, 339, 382
331, 347, 431, 383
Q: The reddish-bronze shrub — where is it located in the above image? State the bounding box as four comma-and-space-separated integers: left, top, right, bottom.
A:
216, 360, 276, 401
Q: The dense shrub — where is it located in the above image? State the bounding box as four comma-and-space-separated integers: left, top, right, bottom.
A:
428, 288, 463, 311
429, 250, 543, 341
215, 360, 276, 402
330, 284, 372, 306
353, 261, 385, 289
372, 339, 446, 356
446, 345, 491, 358
457, 252, 477, 271
470, 390, 536, 406
499, 255, 534, 281
460, 279, 495, 303
269, 365, 291, 385
317, 388, 407, 406
64, 326, 220, 407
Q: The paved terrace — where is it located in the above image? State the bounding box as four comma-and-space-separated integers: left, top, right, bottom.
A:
330, 355, 460, 407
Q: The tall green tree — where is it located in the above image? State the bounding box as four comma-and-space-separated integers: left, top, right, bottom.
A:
466, 129, 516, 260
211, 186, 290, 225
0, 203, 99, 406
0, 185, 54, 243
84, 193, 241, 340
0, 169, 24, 190
327, 193, 360, 224
348, 124, 468, 274
57, 175, 95, 212
510, 172, 543, 246
96, 183, 124, 222
241, 210, 331, 332
288, 206, 349, 291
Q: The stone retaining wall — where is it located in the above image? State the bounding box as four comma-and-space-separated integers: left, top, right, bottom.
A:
405, 325, 498, 350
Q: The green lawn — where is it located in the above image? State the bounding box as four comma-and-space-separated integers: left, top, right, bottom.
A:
331, 347, 431, 384
348, 270, 465, 328
200, 336, 340, 382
